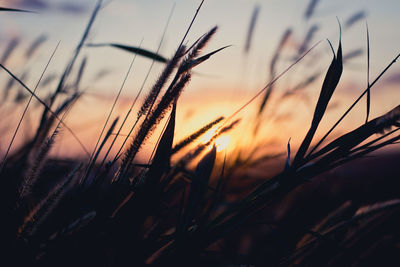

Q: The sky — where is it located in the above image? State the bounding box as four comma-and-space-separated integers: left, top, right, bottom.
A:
0, 0, 399, 160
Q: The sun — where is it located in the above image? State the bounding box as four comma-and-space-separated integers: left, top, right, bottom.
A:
215, 135, 231, 152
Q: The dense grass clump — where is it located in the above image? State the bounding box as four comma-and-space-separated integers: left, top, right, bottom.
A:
1, 0, 400, 266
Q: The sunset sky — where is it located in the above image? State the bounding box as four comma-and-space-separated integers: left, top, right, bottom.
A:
0, 0, 399, 160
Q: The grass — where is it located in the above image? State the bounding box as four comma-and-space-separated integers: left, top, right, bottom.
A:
0, 0, 400, 266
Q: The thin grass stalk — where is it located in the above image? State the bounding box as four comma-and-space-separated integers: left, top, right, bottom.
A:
366, 22, 371, 123
349, 127, 400, 155
106, 4, 175, 165
177, 0, 205, 50
47, 0, 102, 109
35, 0, 102, 143
222, 41, 321, 130
113, 5, 209, 165
304, 105, 400, 167
244, 4, 260, 53
0, 64, 90, 158
88, 41, 141, 172
111, 45, 186, 165
83, 117, 119, 185
74, 56, 87, 91
0, 42, 59, 174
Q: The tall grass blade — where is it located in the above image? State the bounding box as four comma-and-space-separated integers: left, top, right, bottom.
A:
293, 33, 342, 166
366, 22, 371, 123
145, 103, 176, 188
244, 4, 260, 53
309, 105, 400, 162
307, 51, 400, 158
285, 138, 291, 171
41, 0, 102, 130
104, 4, 175, 166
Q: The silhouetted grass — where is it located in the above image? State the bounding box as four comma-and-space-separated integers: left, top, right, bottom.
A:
0, 0, 399, 266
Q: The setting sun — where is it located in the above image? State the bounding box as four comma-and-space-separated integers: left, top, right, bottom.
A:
215, 135, 231, 152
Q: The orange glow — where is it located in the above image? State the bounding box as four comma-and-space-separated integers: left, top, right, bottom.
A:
200, 127, 218, 144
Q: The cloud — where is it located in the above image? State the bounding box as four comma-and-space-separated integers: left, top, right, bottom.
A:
5, 0, 88, 14
19, 0, 49, 10
385, 72, 400, 85
56, 2, 88, 14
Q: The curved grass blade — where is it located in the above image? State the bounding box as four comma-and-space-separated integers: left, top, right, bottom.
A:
87, 43, 167, 63
0, 7, 35, 13
307, 52, 400, 158
293, 34, 343, 166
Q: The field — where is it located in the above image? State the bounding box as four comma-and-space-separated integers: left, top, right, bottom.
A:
1, 0, 400, 266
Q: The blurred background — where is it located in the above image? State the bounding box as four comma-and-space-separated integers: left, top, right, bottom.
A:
0, 0, 399, 162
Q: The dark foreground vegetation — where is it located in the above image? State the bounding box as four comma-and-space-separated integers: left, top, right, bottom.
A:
0, 1, 400, 266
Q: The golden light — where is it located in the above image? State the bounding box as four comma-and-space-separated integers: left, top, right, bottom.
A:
215, 135, 231, 152
201, 127, 218, 144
